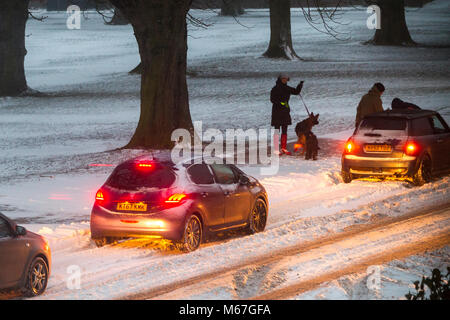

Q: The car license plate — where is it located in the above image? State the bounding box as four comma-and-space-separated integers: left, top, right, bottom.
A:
116, 202, 147, 212
365, 144, 392, 152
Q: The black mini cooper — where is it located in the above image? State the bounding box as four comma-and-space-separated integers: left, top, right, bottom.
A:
90, 157, 269, 252
342, 109, 450, 185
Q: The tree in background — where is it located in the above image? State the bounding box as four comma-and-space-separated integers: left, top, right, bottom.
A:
263, 0, 299, 60
367, 0, 415, 45
109, 0, 194, 149
0, 0, 31, 96
221, 0, 244, 16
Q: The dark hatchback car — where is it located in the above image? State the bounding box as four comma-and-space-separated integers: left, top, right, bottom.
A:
90, 156, 268, 252
342, 109, 450, 185
0, 213, 51, 297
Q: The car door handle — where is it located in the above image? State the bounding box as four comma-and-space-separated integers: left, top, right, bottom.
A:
201, 192, 208, 197
224, 191, 232, 197
437, 139, 444, 143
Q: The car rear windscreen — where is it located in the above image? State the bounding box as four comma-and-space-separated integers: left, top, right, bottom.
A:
106, 163, 176, 190
358, 117, 407, 131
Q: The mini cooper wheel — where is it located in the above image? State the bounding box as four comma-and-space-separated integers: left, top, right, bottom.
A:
247, 198, 267, 234
177, 215, 202, 253
412, 156, 432, 186
92, 236, 116, 248
24, 257, 49, 297
341, 169, 353, 184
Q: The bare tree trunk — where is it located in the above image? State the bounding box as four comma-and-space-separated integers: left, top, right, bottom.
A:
221, 0, 244, 16
111, 0, 194, 149
129, 62, 142, 74
0, 0, 30, 96
263, 0, 299, 60
369, 0, 415, 46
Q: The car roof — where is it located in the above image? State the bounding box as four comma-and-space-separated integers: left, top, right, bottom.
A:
365, 109, 438, 120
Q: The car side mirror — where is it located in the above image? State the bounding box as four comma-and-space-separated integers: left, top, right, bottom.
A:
239, 175, 250, 185
16, 226, 27, 236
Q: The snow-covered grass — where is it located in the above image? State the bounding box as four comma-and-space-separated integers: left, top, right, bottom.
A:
0, 1, 448, 299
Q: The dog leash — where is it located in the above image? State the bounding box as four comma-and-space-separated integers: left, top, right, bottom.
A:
299, 93, 311, 117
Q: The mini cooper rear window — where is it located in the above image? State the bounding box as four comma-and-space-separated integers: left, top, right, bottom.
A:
106, 163, 176, 190
359, 118, 407, 131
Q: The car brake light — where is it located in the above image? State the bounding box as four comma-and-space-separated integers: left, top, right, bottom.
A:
95, 190, 104, 201
345, 140, 354, 153
165, 193, 187, 204
405, 141, 419, 156
137, 161, 153, 169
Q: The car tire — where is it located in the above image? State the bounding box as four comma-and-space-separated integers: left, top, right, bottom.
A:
176, 215, 202, 253
341, 169, 353, 184
246, 198, 267, 234
23, 257, 49, 297
92, 236, 116, 248
412, 156, 432, 186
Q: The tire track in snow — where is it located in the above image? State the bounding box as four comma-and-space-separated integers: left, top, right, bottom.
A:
123, 203, 450, 300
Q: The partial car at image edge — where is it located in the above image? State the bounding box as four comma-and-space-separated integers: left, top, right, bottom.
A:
0, 213, 51, 297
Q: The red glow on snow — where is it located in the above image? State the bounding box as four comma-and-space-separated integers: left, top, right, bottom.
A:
49, 194, 72, 200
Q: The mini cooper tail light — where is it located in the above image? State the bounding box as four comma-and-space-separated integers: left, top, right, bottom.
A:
345, 140, 355, 154
405, 141, 419, 156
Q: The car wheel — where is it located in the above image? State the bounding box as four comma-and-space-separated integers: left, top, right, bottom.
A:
247, 198, 267, 234
24, 257, 49, 297
341, 169, 353, 184
412, 156, 432, 186
177, 215, 202, 253
92, 236, 116, 248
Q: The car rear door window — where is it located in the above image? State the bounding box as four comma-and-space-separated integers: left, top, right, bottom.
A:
187, 164, 215, 185
410, 117, 434, 136
0, 218, 12, 238
106, 163, 176, 190
210, 164, 237, 184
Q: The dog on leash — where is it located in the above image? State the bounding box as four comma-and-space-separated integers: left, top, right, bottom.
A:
294, 113, 320, 160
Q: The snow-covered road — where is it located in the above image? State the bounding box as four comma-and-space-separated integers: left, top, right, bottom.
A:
150, 205, 450, 300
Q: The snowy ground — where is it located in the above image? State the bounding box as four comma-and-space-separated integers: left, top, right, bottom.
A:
0, 1, 449, 299
295, 246, 450, 300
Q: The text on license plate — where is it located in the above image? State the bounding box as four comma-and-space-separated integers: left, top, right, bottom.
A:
365, 144, 392, 152
116, 202, 147, 211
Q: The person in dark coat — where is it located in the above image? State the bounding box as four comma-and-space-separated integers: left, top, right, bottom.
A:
355, 82, 385, 128
271, 74, 304, 155
391, 98, 421, 111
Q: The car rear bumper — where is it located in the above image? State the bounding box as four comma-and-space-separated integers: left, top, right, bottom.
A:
90, 204, 187, 241
342, 154, 418, 176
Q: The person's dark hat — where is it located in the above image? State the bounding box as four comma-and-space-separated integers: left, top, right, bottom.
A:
374, 82, 385, 93
278, 73, 290, 81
